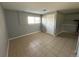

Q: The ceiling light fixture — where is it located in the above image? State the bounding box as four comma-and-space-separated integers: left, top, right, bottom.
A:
43, 9, 47, 12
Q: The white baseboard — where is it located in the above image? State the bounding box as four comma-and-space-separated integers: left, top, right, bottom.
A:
55, 30, 74, 36
9, 31, 40, 40
55, 31, 64, 36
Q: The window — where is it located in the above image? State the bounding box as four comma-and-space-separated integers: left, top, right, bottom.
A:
35, 17, 40, 23
28, 16, 34, 24
28, 16, 40, 24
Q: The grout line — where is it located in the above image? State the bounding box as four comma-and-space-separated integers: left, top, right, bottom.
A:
7, 31, 41, 56
9, 31, 40, 40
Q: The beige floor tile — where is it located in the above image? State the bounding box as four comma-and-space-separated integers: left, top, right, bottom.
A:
8, 32, 77, 57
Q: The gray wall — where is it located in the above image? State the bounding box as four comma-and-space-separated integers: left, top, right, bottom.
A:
4, 10, 41, 39
42, 11, 65, 36
62, 13, 79, 32
0, 5, 8, 56
55, 11, 65, 34
42, 11, 77, 35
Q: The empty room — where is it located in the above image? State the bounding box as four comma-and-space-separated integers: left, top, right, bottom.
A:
1, 2, 79, 57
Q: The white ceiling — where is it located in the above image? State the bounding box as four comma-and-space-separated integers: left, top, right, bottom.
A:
1, 2, 79, 14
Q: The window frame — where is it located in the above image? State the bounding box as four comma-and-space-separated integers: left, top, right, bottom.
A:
27, 16, 40, 24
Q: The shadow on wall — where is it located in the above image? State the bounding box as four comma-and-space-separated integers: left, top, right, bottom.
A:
41, 24, 47, 33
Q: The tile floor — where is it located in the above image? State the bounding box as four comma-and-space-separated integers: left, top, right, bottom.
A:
8, 32, 77, 57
